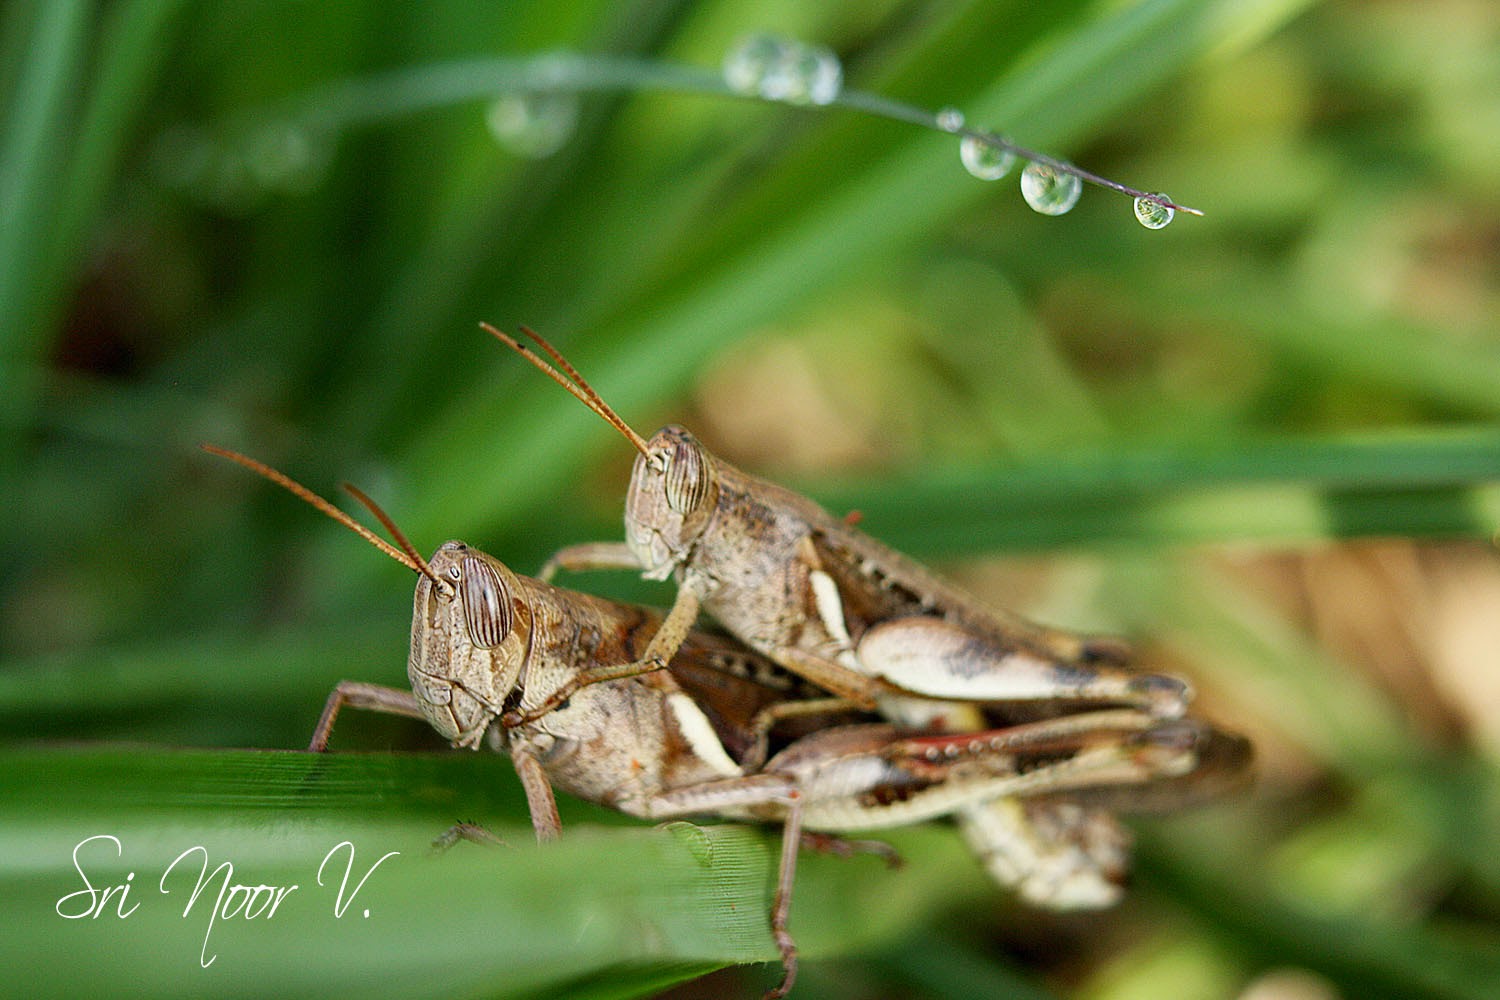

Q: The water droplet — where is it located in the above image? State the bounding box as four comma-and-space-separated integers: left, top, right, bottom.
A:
153, 120, 335, 209
936, 107, 965, 133
959, 135, 1014, 181
1133, 193, 1174, 230
1020, 161, 1082, 215
722, 34, 842, 106
788, 43, 842, 106
245, 120, 331, 194
485, 92, 579, 158
723, 34, 785, 96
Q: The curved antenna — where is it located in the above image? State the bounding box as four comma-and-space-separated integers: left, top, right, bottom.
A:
480, 322, 650, 456
200, 443, 440, 587
341, 481, 441, 585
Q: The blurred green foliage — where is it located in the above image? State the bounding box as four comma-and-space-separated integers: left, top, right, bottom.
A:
3, 0, 1500, 997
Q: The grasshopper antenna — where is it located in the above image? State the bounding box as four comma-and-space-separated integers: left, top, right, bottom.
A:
479, 322, 650, 457
199, 443, 443, 587
339, 481, 442, 586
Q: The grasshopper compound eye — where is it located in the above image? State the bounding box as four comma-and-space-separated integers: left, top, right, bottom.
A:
458, 553, 515, 649
661, 429, 713, 515
624, 426, 721, 581
423, 543, 517, 650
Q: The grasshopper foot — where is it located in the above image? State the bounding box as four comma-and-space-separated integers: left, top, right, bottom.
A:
799, 831, 903, 870
430, 821, 508, 854
763, 942, 798, 1000
1126, 674, 1192, 718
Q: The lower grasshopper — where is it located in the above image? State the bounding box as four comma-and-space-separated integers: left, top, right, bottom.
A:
205, 444, 1248, 997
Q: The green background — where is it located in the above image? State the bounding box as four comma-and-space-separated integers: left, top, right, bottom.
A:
3, 1, 1499, 997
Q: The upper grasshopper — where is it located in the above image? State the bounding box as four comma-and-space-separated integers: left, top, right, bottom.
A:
485, 323, 1195, 725
205, 443, 1249, 997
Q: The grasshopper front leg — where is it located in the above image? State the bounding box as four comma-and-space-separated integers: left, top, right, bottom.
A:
538, 546, 894, 717
541, 537, 894, 709
509, 739, 563, 842
308, 681, 428, 752
537, 541, 643, 582
500, 584, 703, 728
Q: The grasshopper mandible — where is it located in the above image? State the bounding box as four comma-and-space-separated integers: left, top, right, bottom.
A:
484, 323, 1193, 723
204, 444, 1247, 996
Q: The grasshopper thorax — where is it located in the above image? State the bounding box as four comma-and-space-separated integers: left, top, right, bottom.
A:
625, 425, 719, 582
409, 541, 533, 746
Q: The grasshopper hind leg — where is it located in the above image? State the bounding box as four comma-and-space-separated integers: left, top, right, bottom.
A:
855, 615, 1193, 717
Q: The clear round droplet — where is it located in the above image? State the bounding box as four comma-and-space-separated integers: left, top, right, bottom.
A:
722, 34, 841, 106
959, 135, 1015, 181
1020, 161, 1082, 215
485, 92, 579, 158
787, 43, 842, 106
1133, 193, 1175, 230
936, 107, 965, 133
723, 33, 786, 96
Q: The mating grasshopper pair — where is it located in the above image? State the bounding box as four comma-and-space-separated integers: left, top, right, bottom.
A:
207, 326, 1248, 997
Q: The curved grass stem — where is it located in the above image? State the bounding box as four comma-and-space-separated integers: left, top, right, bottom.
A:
288, 51, 1201, 218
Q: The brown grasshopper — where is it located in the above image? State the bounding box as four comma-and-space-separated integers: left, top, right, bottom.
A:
204, 444, 1248, 997
484, 323, 1197, 726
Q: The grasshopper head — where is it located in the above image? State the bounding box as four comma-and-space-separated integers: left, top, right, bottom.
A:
409, 541, 533, 747
197, 445, 535, 750
625, 425, 720, 581
477, 328, 718, 581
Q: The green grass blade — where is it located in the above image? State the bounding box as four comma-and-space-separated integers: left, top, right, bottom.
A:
0, 2, 90, 464
0, 746, 984, 998
806, 426, 1500, 556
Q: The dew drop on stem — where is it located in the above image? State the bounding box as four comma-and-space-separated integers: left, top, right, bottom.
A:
245, 120, 331, 194
723, 34, 784, 96
723, 34, 841, 106
1133, 193, 1175, 229
1020, 161, 1082, 215
936, 107, 965, 133
485, 92, 579, 158
959, 135, 1014, 181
